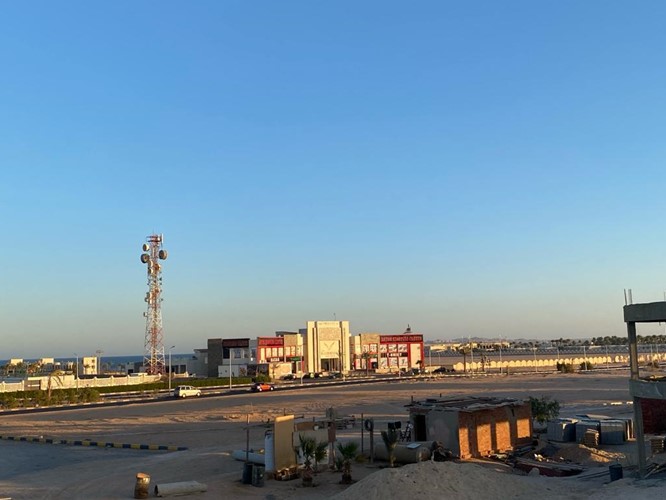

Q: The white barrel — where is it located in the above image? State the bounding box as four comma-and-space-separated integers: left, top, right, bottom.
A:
265, 431, 275, 472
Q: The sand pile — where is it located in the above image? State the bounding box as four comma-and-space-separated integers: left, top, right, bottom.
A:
331, 461, 590, 500
554, 444, 626, 466
331, 460, 666, 500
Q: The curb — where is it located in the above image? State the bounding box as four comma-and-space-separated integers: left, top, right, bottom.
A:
0, 435, 187, 451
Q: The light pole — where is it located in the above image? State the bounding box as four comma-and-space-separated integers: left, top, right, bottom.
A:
168, 345, 175, 393
74, 353, 79, 390
583, 345, 587, 370
229, 350, 233, 389
95, 349, 103, 375
469, 337, 474, 374
605, 344, 609, 370
498, 336, 503, 375
533, 346, 538, 373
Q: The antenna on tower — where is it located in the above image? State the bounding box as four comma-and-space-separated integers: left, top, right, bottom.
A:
140, 233, 168, 375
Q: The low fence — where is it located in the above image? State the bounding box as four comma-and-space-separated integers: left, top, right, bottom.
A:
450, 353, 666, 373
0, 373, 161, 393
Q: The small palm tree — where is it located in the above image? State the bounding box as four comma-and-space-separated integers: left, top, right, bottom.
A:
298, 435, 316, 487
313, 440, 328, 474
381, 428, 399, 467
46, 370, 65, 404
336, 441, 359, 484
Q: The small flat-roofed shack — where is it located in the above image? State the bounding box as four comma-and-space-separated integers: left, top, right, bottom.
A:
407, 396, 532, 459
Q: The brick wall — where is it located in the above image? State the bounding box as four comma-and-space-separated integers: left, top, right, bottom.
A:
641, 398, 666, 434
457, 403, 532, 459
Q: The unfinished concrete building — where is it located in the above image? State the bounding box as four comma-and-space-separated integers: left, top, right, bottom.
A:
407, 396, 532, 459
623, 300, 666, 476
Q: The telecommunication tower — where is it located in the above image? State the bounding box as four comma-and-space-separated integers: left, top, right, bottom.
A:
140, 234, 168, 375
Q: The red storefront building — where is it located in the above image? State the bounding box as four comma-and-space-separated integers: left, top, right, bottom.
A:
354, 332, 424, 373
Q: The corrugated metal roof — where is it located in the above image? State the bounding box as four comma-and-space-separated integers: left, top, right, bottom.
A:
407, 395, 526, 412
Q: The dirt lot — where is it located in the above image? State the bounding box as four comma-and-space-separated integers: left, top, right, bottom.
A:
1, 372, 665, 499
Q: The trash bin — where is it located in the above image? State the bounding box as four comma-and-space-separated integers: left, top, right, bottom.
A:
609, 463, 623, 482
134, 473, 150, 499
251, 465, 265, 487
242, 463, 254, 484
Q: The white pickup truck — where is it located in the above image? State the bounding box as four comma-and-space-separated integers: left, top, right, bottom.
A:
174, 385, 201, 398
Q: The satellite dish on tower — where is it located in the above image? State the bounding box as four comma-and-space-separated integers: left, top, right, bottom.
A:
159, 249, 168, 260
142, 243, 150, 251
140, 253, 150, 264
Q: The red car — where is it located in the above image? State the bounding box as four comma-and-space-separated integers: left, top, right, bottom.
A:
251, 382, 275, 392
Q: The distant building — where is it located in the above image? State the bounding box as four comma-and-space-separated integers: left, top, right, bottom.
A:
207, 338, 253, 377
257, 333, 304, 373
353, 329, 424, 373
303, 321, 351, 374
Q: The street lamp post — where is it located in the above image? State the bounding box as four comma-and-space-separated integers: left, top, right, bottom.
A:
74, 353, 79, 390
95, 349, 103, 375
583, 345, 587, 370
229, 350, 233, 389
532, 346, 538, 373
498, 337, 503, 375
168, 345, 175, 394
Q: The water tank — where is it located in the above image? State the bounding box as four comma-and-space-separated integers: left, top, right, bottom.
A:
575, 420, 600, 443
547, 418, 578, 442
600, 420, 626, 445
264, 431, 275, 473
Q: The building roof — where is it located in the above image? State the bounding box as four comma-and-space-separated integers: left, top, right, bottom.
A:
407, 395, 526, 413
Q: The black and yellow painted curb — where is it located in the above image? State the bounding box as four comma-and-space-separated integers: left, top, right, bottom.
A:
0, 435, 186, 451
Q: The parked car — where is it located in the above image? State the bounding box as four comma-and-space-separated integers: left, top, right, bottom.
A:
281, 373, 295, 380
302, 372, 322, 379
251, 382, 275, 392
328, 371, 343, 379
174, 385, 201, 398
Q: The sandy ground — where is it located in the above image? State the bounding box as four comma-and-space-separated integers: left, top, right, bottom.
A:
1, 372, 665, 499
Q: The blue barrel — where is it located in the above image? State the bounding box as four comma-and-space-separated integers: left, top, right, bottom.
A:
609, 463, 623, 481
252, 465, 265, 487
242, 463, 253, 484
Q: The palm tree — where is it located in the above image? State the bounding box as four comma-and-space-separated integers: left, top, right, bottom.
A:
381, 428, 399, 467
298, 435, 316, 487
313, 440, 328, 474
336, 441, 359, 484
46, 370, 65, 404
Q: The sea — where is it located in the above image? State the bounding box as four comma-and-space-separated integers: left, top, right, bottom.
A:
0, 355, 188, 371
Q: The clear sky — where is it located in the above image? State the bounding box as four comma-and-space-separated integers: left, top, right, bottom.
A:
2, 1, 666, 358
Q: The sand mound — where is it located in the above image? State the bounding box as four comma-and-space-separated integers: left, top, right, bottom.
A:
553, 444, 626, 466
331, 461, 589, 500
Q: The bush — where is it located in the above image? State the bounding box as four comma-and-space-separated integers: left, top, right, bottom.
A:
579, 361, 594, 371
529, 396, 560, 425
556, 362, 575, 373
78, 388, 101, 403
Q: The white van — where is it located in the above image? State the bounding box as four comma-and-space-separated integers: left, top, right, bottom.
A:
174, 385, 201, 398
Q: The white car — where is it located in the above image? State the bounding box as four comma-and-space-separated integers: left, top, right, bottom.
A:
174, 385, 201, 398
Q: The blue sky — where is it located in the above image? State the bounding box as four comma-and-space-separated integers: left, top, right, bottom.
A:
2, 1, 666, 358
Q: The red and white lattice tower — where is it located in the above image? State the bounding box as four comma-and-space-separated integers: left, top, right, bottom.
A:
140, 234, 168, 375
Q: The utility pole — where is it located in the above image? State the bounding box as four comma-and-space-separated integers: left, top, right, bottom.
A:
168, 345, 175, 393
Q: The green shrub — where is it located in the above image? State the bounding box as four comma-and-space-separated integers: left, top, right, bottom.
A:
556, 362, 575, 373
529, 396, 560, 425
579, 361, 593, 371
